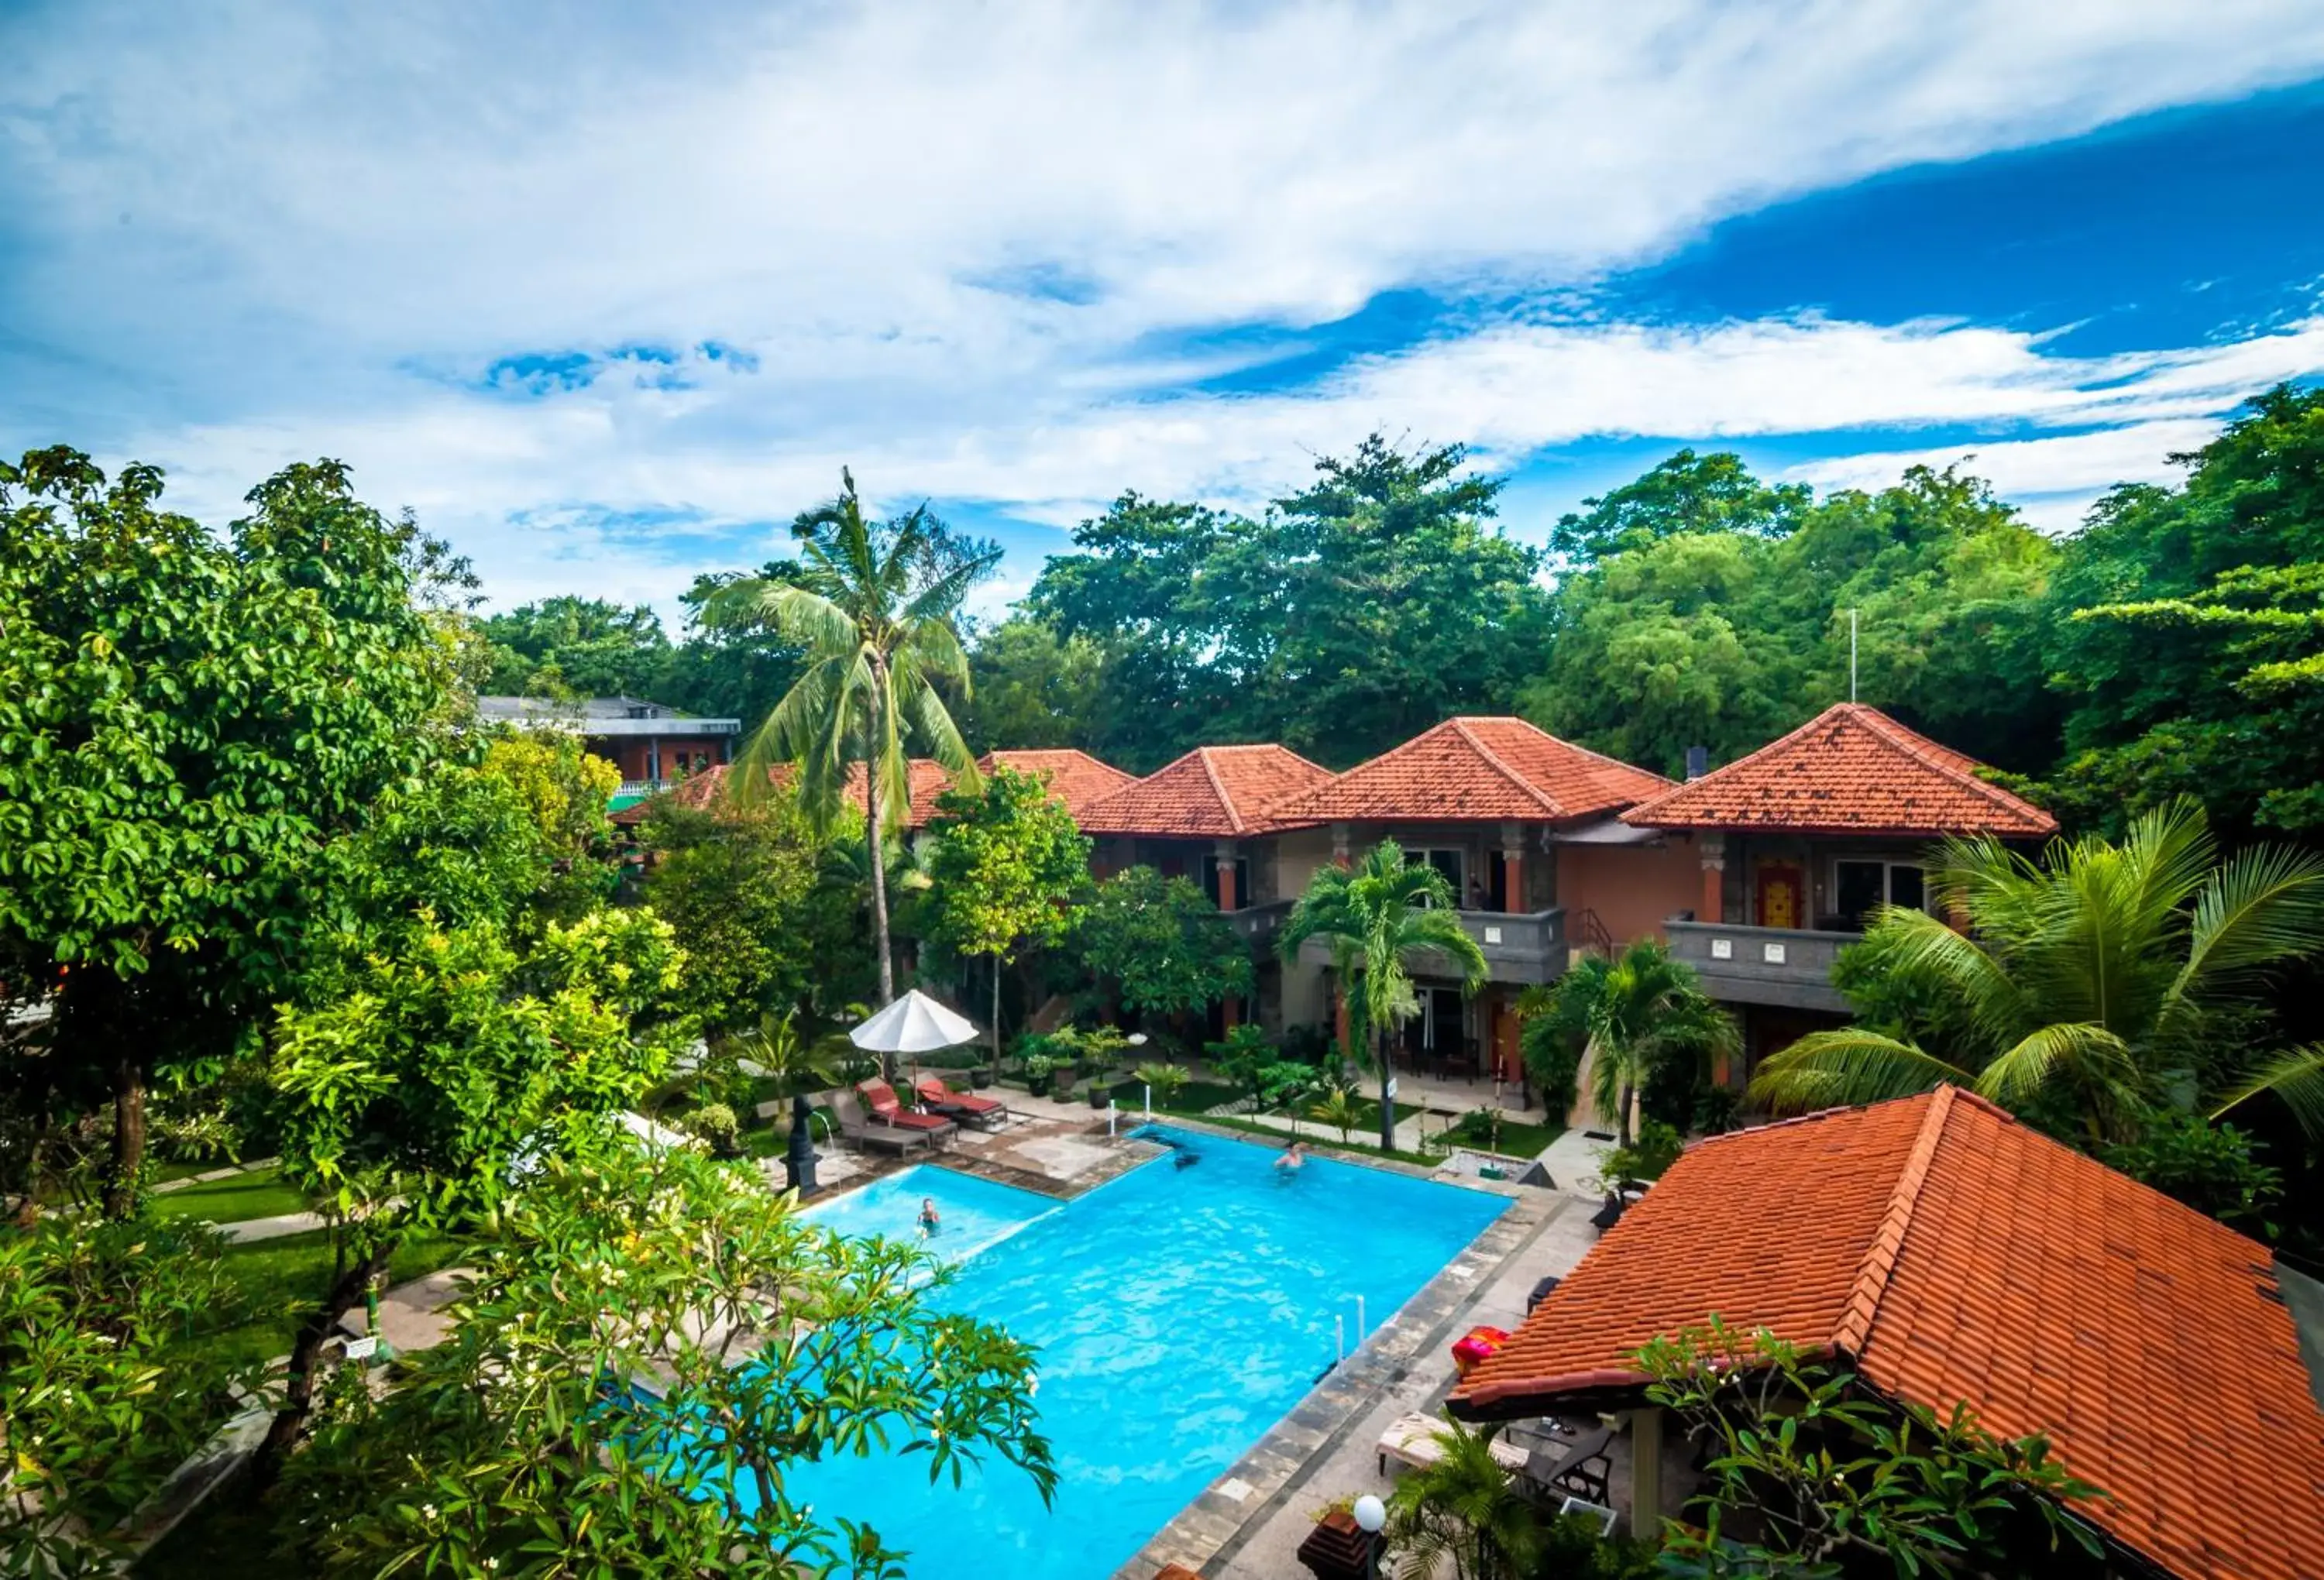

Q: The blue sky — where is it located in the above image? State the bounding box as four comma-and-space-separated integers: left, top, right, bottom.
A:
6, 2, 2324, 623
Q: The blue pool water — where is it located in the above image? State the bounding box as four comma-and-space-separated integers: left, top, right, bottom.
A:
782, 1126, 1508, 1578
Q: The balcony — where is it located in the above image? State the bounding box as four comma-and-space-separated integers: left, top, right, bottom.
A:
1291, 905, 1568, 985
1224, 898, 1292, 950
1664, 920, 1858, 1013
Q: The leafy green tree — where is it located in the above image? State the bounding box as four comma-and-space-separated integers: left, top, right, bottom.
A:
2099, 1114, 2283, 1237
251, 905, 692, 1481
918, 766, 1091, 1071
481, 730, 623, 921
275, 1143, 1053, 1578
705, 470, 994, 1006
1519, 939, 1737, 1145
0, 1217, 253, 1575
1029, 438, 1550, 768
961, 617, 1110, 753
0, 448, 466, 1216
641, 792, 867, 1035
1753, 799, 2324, 1146
1278, 840, 1487, 1150
2035, 386, 2324, 838
1072, 867, 1253, 1026
1381, 1417, 1543, 1580
1549, 447, 1810, 567
1640, 1320, 2105, 1578
478, 595, 672, 699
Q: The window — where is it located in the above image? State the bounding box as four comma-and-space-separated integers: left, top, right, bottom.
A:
1834, 860, 1927, 929
1415, 848, 1466, 908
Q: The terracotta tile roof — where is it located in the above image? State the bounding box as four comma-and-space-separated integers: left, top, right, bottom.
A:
1261, 718, 1672, 829
1621, 702, 2056, 838
1452, 1087, 2324, 1580
616, 758, 957, 829
977, 749, 1137, 819
1076, 744, 1336, 838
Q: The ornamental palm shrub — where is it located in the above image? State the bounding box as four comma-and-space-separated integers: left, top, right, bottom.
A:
1382, 1417, 1543, 1580
1752, 799, 2324, 1146
1280, 840, 1487, 1151
1519, 939, 1738, 1145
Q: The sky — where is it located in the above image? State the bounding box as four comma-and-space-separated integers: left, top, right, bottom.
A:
6, 1, 2324, 623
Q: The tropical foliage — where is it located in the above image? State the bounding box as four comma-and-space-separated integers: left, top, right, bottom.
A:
1279, 840, 1487, 1150
917, 765, 1091, 1068
1519, 940, 1737, 1145
1071, 865, 1253, 1025
1640, 1320, 2106, 1578
1381, 1417, 1542, 1580
1752, 799, 2324, 1145
705, 469, 994, 1006
274, 1143, 1053, 1578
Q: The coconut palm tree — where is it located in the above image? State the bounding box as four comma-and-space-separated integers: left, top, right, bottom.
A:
706, 471, 992, 1008
1521, 938, 1738, 1145
1279, 840, 1487, 1152
1383, 1417, 1542, 1580
1752, 798, 2324, 1143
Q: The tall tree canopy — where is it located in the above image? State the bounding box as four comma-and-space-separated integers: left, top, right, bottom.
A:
0, 449, 468, 1214
480, 595, 673, 699
1025, 436, 1549, 769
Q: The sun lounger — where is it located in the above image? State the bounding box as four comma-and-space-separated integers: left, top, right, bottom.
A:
830, 1090, 940, 1156
857, 1080, 957, 1146
913, 1074, 1009, 1129
1376, 1412, 1529, 1479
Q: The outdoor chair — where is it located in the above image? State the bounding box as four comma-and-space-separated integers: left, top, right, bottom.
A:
913, 1073, 1009, 1130
1376, 1411, 1529, 1479
830, 1090, 941, 1156
1526, 1425, 1614, 1506
856, 1079, 957, 1147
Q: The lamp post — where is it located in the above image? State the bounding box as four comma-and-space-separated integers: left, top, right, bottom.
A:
1353, 1494, 1386, 1579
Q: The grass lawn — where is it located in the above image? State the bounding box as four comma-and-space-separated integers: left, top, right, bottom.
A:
149, 1166, 310, 1225
172, 1226, 471, 1373
1150, 1079, 1245, 1114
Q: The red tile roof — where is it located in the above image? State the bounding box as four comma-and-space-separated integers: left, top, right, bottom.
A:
1452, 1087, 2324, 1580
1262, 717, 1672, 828
1622, 702, 2055, 838
1076, 744, 1335, 838
618, 758, 957, 829
978, 749, 1137, 818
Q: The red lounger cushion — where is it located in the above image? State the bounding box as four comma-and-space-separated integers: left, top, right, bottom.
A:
858, 1080, 952, 1131
915, 1078, 1004, 1115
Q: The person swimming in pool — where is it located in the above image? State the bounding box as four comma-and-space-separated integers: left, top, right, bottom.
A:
1274, 1140, 1305, 1175
917, 1196, 940, 1235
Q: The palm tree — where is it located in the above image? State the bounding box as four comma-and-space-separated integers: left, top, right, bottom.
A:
1382, 1417, 1542, 1580
706, 471, 992, 1010
1520, 939, 1738, 1145
1279, 840, 1487, 1152
1752, 799, 2324, 1143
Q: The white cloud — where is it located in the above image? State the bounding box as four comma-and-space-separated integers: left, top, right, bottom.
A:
8, 1, 2324, 609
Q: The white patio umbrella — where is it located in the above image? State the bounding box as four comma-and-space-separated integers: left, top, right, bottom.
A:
848, 990, 981, 1082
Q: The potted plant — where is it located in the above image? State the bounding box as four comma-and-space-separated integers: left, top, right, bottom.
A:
1088, 1082, 1112, 1110
968, 1065, 995, 1090
1023, 1053, 1057, 1098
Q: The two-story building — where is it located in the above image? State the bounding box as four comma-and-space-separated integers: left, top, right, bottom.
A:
1251, 718, 1691, 1083
1621, 702, 2057, 1075
479, 694, 740, 812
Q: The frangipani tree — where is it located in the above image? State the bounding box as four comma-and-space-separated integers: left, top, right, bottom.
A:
706, 471, 994, 1007
1279, 840, 1486, 1151
1753, 799, 2324, 1143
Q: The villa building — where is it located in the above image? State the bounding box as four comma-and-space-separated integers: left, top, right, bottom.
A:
1252, 718, 1687, 1082
1620, 702, 2055, 1072
478, 693, 740, 809
1449, 1085, 2324, 1580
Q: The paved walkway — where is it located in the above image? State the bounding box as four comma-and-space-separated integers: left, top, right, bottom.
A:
218, 1210, 330, 1243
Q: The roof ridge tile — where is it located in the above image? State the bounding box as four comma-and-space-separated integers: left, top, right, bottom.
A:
1449, 718, 1569, 817
1832, 1084, 1955, 1356
1194, 747, 1245, 835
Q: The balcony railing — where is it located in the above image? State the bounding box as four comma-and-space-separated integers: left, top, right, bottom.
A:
1664, 920, 1859, 1013
1290, 905, 1569, 984
1224, 898, 1293, 949
616, 778, 676, 799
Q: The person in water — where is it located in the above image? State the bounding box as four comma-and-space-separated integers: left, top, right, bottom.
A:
1274, 1140, 1305, 1173
917, 1196, 941, 1235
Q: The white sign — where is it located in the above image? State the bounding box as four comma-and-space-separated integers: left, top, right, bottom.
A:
1762, 942, 1788, 965
1483, 926, 1504, 945
343, 1335, 378, 1361
1709, 938, 1733, 960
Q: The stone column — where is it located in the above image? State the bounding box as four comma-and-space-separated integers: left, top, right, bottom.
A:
1331, 822, 1353, 867
1500, 820, 1525, 913
1699, 833, 1727, 925
1627, 1407, 1665, 1535
1213, 841, 1240, 912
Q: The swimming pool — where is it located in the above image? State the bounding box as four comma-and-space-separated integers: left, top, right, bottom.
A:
782, 1125, 1509, 1578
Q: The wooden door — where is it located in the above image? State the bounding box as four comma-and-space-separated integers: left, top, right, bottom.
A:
1755, 863, 1805, 930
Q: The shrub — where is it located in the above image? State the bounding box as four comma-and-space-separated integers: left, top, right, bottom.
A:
2101, 1112, 2283, 1235
1600, 1118, 1683, 1185
1133, 1062, 1189, 1107
681, 1101, 743, 1158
